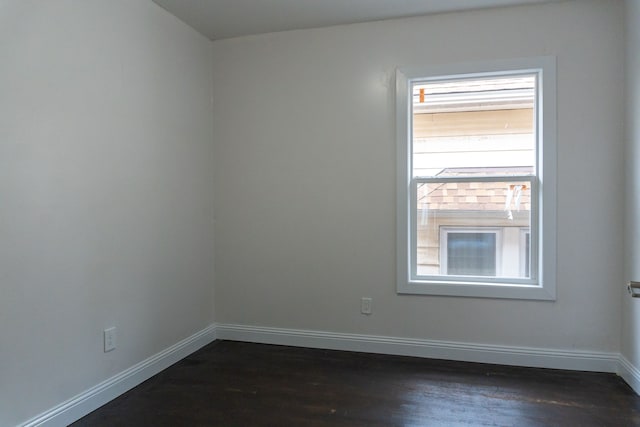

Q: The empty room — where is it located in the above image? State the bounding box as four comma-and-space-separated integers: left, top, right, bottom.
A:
3, 0, 640, 425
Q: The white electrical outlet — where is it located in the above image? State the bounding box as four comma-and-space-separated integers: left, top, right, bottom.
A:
361, 297, 372, 315
104, 327, 116, 352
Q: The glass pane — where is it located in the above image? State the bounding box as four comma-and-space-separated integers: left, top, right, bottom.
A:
412, 75, 536, 178
447, 233, 496, 276
416, 180, 531, 279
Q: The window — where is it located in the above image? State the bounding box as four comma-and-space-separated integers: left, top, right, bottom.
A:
520, 229, 531, 278
396, 57, 556, 300
440, 228, 500, 277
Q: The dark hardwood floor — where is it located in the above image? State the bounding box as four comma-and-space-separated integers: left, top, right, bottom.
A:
72, 341, 640, 426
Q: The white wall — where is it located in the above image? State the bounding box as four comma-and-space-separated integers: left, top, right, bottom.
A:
623, 0, 640, 373
212, 0, 625, 351
0, 1, 214, 426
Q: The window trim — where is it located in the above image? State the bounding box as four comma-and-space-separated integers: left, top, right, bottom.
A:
396, 57, 556, 300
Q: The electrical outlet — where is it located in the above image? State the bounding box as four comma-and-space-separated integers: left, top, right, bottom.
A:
104, 327, 116, 352
361, 297, 372, 315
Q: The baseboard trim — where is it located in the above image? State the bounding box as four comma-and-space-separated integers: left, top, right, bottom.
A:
618, 355, 640, 394
216, 323, 619, 373
20, 324, 217, 427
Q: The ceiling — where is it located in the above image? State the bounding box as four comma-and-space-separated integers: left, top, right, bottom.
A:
152, 0, 563, 41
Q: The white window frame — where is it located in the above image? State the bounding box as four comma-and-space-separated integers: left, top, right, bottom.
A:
396, 57, 556, 300
439, 227, 503, 277
520, 228, 531, 278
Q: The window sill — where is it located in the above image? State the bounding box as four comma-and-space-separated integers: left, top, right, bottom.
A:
398, 280, 556, 301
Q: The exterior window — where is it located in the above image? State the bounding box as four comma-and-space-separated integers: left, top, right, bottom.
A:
441, 229, 499, 276
396, 57, 556, 300
521, 229, 531, 278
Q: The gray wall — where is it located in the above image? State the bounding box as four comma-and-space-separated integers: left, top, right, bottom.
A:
623, 0, 640, 372
0, 2, 215, 425
212, 0, 625, 350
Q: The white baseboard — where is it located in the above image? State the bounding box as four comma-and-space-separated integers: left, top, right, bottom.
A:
216, 323, 620, 373
618, 355, 640, 395
20, 324, 217, 427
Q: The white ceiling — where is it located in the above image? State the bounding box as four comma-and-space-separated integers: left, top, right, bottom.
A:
152, 0, 563, 41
